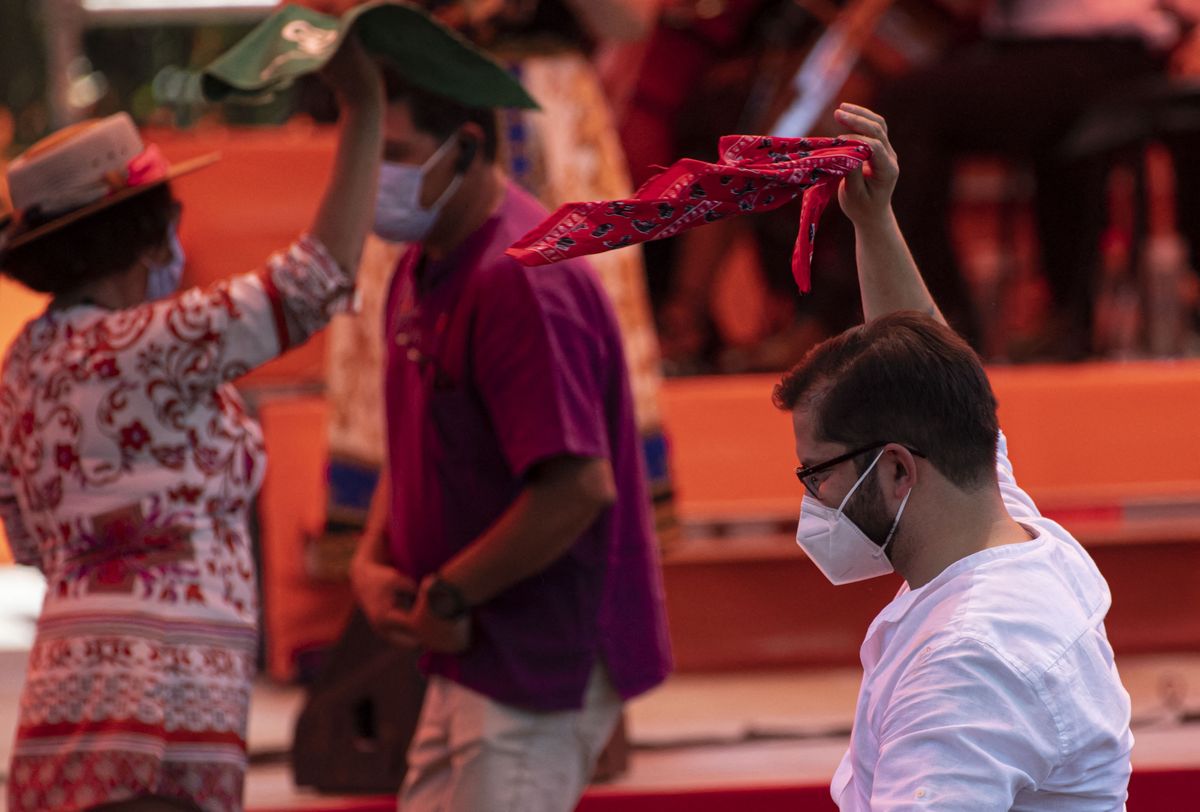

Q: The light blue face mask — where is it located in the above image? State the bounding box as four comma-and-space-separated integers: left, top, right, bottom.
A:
145, 225, 185, 301
372, 135, 464, 244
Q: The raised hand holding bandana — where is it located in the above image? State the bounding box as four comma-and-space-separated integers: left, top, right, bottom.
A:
505, 135, 870, 293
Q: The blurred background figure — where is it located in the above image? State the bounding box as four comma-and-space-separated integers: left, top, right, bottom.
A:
612, 0, 1200, 368
872, 0, 1193, 359
612, 0, 781, 374
614, 0, 970, 373
8, 0, 1200, 382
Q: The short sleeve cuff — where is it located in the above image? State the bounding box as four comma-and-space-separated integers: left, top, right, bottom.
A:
264, 233, 357, 345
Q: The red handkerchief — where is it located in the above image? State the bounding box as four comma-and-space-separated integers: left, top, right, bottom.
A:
506, 135, 870, 292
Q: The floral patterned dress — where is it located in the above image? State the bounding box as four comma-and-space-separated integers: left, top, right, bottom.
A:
0, 235, 352, 811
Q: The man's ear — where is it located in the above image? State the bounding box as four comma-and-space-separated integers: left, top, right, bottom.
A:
886, 444, 919, 496
454, 135, 478, 173
455, 121, 486, 170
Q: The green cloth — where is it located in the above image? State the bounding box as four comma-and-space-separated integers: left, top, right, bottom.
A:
201, 1, 538, 110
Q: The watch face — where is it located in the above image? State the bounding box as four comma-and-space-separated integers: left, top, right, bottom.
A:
428, 579, 466, 619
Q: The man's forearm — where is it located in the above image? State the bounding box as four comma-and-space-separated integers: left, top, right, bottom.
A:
855, 210, 945, 326
439, 457, 616, 606
832, 102, 947, 327
354, 469, 393, 568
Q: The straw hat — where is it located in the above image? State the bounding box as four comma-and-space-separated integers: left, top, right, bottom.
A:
0, 112, 216, 254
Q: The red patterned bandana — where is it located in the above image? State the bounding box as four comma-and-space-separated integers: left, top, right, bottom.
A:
506, 135, 871, 292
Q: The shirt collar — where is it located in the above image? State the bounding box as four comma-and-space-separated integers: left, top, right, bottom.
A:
863, 525, 1048, 646
416, 182, 512, 294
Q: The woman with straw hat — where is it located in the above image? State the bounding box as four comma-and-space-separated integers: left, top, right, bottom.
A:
0, 34, 383, 812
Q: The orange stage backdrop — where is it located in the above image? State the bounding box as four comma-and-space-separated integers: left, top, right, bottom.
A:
4, 125, 1200, 680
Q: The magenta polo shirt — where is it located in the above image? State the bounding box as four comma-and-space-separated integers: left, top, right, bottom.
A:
383, 180, 672, 712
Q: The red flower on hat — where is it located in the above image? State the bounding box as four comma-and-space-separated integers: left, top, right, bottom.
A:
124, 144, 169, 189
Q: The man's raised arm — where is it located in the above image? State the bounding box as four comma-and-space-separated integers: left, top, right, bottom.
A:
834, 102, 945, 326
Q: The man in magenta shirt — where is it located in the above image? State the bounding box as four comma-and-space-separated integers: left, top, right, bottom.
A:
350, 73, 671, 812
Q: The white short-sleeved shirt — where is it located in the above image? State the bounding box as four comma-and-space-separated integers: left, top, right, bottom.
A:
832, 432, 1133, 811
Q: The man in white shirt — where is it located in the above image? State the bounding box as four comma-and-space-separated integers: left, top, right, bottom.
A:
775, 102, 1134, 810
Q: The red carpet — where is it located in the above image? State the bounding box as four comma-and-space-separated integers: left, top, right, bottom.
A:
251, 767, 1200, 811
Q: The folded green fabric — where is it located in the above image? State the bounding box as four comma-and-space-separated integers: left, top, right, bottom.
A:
201, 1, 538, 110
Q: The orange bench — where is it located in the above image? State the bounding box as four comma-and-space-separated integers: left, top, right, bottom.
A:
657, 364, 1200, 670
0, 281, 47, 565
254, 361, 1200, 677
661, 363, 1200, 541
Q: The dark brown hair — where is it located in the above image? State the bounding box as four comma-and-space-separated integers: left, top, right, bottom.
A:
774, 311, 999, 488
1, 184, 177, 297
380, 63, 499, 163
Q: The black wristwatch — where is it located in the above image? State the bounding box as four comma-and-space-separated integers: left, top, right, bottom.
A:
426, 574, 469, 620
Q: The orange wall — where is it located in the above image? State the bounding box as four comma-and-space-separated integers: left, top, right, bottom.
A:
257, 396, 353, 680
0, 279, 48, 564
659, 363, 1200, 519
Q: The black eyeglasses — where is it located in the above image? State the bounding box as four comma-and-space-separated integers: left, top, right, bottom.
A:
794, 442, 924, 499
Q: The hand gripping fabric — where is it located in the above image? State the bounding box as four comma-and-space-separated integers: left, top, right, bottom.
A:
506, 135, 870, 293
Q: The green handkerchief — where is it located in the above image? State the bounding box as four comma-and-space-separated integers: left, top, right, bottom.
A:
201, 1, 538, 110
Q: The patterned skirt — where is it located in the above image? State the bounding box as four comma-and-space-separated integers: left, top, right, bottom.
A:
7, 610, 257, 812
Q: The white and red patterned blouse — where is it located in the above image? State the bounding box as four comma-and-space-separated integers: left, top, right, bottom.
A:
0, 234, 351, 812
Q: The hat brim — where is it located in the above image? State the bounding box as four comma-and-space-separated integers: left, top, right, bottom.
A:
202, 1, 539, 111
1, 151, 219, 253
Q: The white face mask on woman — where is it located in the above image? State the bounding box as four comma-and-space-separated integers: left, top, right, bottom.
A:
144, 225, 185, 301
795, 449, 912, 585
372, 135, 464, 244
